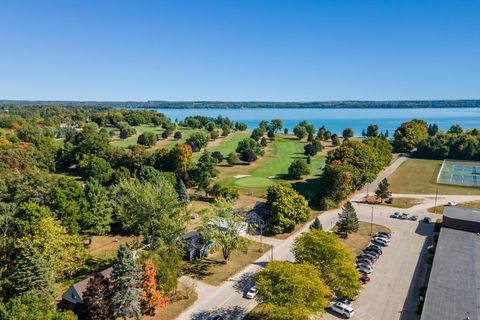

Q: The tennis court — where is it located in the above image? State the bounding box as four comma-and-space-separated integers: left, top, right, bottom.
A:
437, 159, 480, 187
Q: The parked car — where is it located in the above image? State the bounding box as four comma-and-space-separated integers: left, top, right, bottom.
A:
329, 301, 355, 318
373, 237, 390, 247
361, 251, 379, 260
400, 213, 409, 220
446, 201, 458, 206
390, 212, 402, 219
373, 233, 389, 240
364, 247, 382, 256
369, 243, 384, 251
245, 285, 258, 299
360, 274, 370, 284
375, 232, 391, 239
332, 297, 352, 307
409, 215, 418, 221
356, 258, 374, 266
373, 235, 390, 243
423, 217, 432, 223
357, 264, 373, 274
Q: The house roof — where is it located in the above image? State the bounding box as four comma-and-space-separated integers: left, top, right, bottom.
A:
421, 227, 480, 320
64, 267, 112, 303
184, 231, 209, 250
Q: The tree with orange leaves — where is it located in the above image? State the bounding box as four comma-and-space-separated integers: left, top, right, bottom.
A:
141, 258, 168, 315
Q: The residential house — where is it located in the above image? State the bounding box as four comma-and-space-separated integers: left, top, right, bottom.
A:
183, 231, 214, 261
61, 267, 112, 312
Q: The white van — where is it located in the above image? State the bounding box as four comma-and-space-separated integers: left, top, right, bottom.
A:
329, 301, 355, 318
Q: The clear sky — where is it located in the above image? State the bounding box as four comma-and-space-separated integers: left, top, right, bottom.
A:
0, 0, 479, 101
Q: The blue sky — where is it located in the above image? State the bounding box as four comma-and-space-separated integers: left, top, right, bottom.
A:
0, 0, 479, 101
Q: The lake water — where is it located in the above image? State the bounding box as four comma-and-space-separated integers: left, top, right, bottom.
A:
128, 107, 480, 136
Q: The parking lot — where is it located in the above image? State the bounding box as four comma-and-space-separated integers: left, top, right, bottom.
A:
324, 203, 435, 320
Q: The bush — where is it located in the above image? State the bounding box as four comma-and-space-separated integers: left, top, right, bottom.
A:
210, 131, 220, 140
236, 138, 264, 156
241, 149, 257, 163
208, 183, 240, 201
174, 131, 182, 139
288, 159, 310, 178
211, 151, 224, 163
161, 130, 169, 139
137, 131, 157, 147
227, 152, 240, 165
320, 197, 337, 210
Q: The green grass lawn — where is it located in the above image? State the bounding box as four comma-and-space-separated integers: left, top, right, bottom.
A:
192, 131, 250, 161
111, 126, 203, 150
386, 197, 423, 209
428, 200, 480, 214
388, 158, 480, 195
224, 135, 325, 193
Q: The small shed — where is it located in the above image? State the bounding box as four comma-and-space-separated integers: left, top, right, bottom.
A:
61, 267, 112, 311
183, 231, 214, 261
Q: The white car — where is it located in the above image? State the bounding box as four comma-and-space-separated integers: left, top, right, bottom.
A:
446, 201, 458, 206
373, 237, 390, 247
391, 212, 402, 219
357, 264, 373, 274
245, 285, 258, 299
329, 301, 355, 318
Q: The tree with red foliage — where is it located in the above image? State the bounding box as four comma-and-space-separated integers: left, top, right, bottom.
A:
141, 258, 168, 315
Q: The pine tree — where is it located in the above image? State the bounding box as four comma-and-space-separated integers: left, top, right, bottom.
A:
83, 272, 113, 320
375, 178, 391, 203
336, 202, 359, 238
309, 217, 322, 230
176, 179, 189, 203
140, 258, 168, 315
12, 244, 55, 300
111, 245, 142, 320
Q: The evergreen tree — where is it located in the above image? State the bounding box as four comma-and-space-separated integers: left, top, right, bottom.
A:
336, 202, 359, 237
375, 178, 391, 203
111, 245, 142, 320
83, 272, 113, 320
140, 258, 167, 315
309, 217, 322, 230
12, 244, 55, 300
176, 179, 189, 203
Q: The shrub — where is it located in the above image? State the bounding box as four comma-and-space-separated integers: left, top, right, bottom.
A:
241, 149, 257, 163
211, 151, 224, 163
227, 152, 240, 165
288, 159, 310, 178
174, 131, 182, 139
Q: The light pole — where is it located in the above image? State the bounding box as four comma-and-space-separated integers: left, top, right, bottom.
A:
434, 188, 438, 214
271, 245, 274, 261
259, 218, 264, 251
370, 206, 374, 235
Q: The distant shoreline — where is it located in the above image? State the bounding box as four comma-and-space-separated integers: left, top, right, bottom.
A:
1, 99, 480, 109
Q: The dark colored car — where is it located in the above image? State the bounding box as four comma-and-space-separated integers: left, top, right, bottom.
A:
364, 247, 382, 256
360, 274, 370, 284
423, 217, 432, 223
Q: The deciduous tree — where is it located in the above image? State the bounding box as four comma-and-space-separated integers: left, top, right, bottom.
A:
256, 261, 331, 318
140, 258, 167, 315
201, 200, 248, 262
293, 230, 361, 299
82, 272, 113, 320
266, 183, 310, 234
288, 159, 310, 179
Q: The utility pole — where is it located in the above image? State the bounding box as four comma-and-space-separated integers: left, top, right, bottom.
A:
271, 245, 274, 261
434, 188, 438, 214
370, 206, 374, 235
259, 218, 264, 251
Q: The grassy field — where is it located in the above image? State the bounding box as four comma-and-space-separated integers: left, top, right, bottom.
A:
428, 200, 480, 214
386, 197, 423, 209
334, 221, 391, 256
192, 131, 250, 161
182, 240, 271, 286
216, 135, 326, 196
111, 126, 204, 150
388, 158, 480, 195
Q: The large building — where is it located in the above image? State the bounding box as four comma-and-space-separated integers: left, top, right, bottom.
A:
421, 207, 480, 320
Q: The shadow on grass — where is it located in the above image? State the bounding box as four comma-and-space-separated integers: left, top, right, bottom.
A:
62, 257, 112, 287
182, 258, 225, 280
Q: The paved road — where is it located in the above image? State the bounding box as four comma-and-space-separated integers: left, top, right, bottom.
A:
177, 154, 467, 320
178, 200, 439, 320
